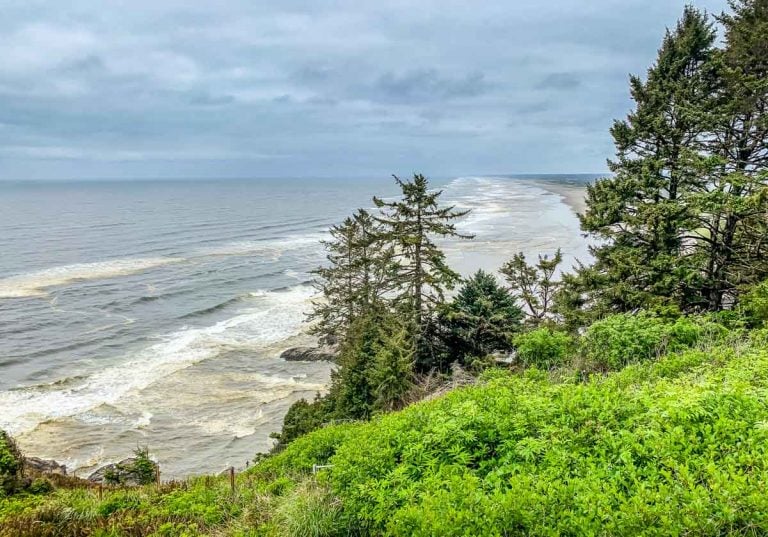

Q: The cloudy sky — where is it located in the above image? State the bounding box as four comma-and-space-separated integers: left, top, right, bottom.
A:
0, 0, 728, 180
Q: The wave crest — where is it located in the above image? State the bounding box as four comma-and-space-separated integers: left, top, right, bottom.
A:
0, 285, 317, 436
0, 257, 183, 298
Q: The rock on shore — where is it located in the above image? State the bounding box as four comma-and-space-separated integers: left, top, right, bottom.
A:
280, 345, 337, 362
88, 457, 157, 486
25, 457, 67, 476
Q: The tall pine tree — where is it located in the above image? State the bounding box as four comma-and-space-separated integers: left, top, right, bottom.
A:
373, 174, 472, 363
692, 0, 768, 309
309, 209, 392, 343
577, 7, 717, 314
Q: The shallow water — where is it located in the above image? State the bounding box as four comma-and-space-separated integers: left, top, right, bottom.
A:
0, 175, 595, 477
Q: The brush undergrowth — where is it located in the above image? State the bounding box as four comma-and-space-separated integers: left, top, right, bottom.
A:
3, 318, 768, 536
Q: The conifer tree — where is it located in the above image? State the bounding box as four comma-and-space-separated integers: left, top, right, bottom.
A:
692, 0, 768, 309
577, 7, 717, 313
501, 249, 563, 325
327, 312, 382, 420
437, 270, 523, 365
371, 322, 415, 412
373, 174, 473, 358
309, 209, 392, 343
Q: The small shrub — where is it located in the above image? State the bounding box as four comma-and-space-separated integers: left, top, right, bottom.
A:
272, 396, 333, 447
266, 476, 294, 496
27, 478, 53, 495
704, 309, 746, 330
514, 328, 573, 369
101, 447, 157, 486
750, 328, 768, 346
130, 447, 156, 485
96, 490, 142, 516
580, 312, 707, 371
257, 424, 357, 476
740, 280, 768, 328
103, 466, 120, 486
275, 481, 344, 537
0, 430, 23, 496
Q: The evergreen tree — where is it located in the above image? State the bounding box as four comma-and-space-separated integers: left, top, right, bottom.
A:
0, 430, 23, 496
309, 209, 392, 343
328, 312, 383, 420
501, 249, 563, 325
552, 262, 613, 332
691, 0, 768, 309
373, 174, 473, 362
270, 394, 332, 447
371, 322, 415, 412
576, 7, 717, 314
437, 270, 523, 365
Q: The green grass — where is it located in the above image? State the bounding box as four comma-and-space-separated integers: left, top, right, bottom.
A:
3, 332, 768, 536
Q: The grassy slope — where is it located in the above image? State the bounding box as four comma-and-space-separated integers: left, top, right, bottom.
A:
3, 335, 768, 536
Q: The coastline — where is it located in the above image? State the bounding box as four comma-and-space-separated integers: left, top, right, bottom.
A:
535, 179, 589, 215
1, 175, 592, 479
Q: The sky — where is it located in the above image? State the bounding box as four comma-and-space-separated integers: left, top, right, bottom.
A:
0, 0, 729, 180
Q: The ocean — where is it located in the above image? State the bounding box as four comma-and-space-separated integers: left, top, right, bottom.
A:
0, 175, 597, 477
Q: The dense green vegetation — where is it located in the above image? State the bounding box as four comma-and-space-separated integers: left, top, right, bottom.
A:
0, 431, 23, 497
1, 1, 766, 535
280, 0, 767, 447
3, 316, 768, 535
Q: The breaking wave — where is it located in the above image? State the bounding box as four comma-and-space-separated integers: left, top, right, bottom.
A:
0, 285, 317, 435
0, 257, 183, 298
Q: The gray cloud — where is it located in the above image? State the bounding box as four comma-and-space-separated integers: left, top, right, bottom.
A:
0, 0, 729, 179
537, 73, 581, 90
373, 69, 488, 103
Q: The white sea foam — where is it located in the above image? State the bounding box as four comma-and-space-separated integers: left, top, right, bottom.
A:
438, 176, 591, 277
0, 285, 317, 435
0, 257, 183, 298
446, 176, 553, 237
0, 233, 326, 299
197, 233, 327, 258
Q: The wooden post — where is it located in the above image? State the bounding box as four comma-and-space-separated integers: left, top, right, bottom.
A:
155, 466, 160, 488
229, 466, 235, 494
98, 483, 103, 501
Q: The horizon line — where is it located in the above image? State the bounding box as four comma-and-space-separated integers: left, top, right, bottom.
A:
0, 172, 610, 183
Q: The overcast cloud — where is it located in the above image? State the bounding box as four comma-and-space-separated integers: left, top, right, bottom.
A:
0, 0, 728, 179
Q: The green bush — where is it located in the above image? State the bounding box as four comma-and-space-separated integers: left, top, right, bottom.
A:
514, 328, 573, 369
96, 490, 142, 516
0, 431, 23, 496
27, 479, 53, 495
740, 280, 768, 328
580, 312, 708, 370
130, 447, 156, 486
322, 340, 768, 535
273, 396, 333, 447
256, 424, 358, 476
103, 447, 157, 486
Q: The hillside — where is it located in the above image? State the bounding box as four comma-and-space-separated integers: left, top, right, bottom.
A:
3, 321, 768, 536
1, 2, 766, 534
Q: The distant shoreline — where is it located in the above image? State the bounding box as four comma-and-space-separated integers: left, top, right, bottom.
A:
535, 179, 589, 216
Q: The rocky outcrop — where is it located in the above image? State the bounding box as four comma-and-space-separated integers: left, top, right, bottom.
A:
25, 457, 67, 476
280, 345, 337, 362
88, 457, 157, 486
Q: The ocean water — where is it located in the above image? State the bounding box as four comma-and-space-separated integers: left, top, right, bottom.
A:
0, 175, 596, 477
